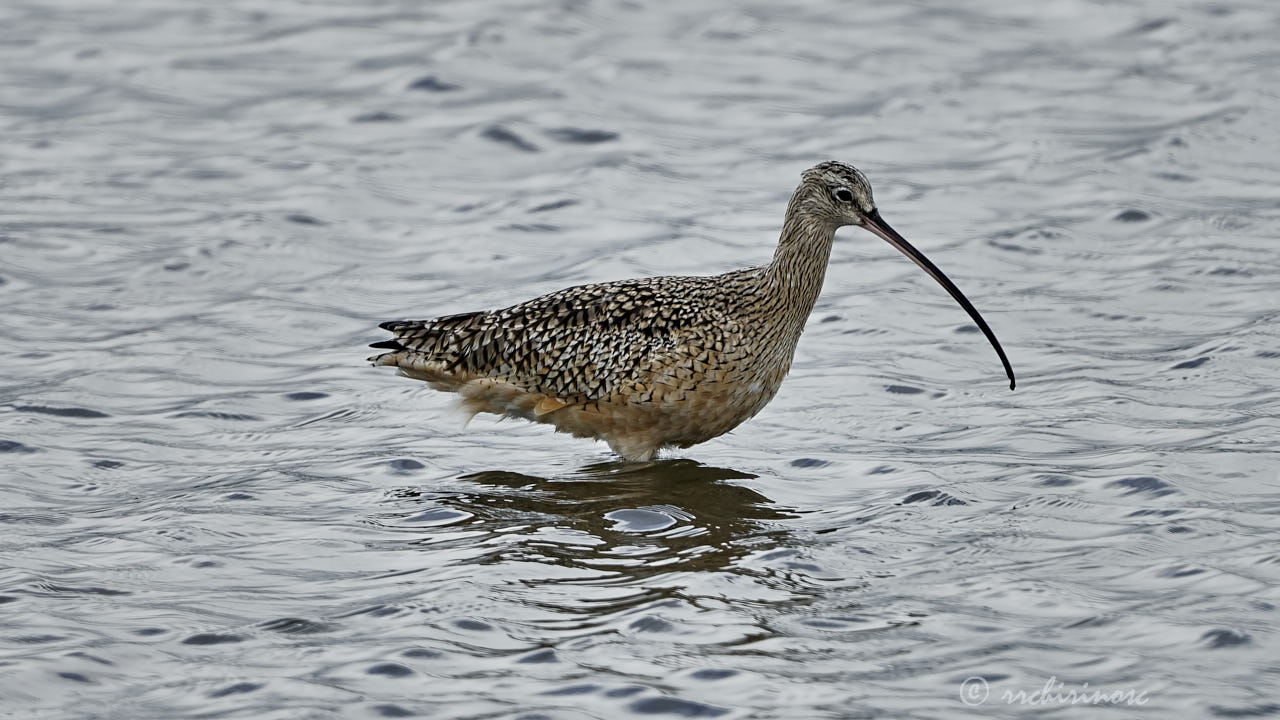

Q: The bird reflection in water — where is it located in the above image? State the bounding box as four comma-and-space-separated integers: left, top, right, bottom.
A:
388, 459, 797, 579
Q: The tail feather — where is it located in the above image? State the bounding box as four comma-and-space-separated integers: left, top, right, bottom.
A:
370, 311, 490, 364
371, 310, 496, 375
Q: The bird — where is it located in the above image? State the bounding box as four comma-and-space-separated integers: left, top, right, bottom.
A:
370, 161, 1015, 461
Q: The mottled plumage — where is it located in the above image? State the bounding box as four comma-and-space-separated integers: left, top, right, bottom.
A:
371, 161, 1014, 460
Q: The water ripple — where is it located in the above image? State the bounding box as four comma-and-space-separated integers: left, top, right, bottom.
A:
2, 0, 1279, 717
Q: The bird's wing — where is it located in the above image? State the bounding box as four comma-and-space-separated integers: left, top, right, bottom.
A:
373, 275, 736, 403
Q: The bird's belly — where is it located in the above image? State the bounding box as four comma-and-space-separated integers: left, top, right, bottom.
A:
658, 382, 782, 446
549, 367, 786, 450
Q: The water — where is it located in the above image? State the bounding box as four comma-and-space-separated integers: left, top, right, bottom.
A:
2, 0, 1279, 717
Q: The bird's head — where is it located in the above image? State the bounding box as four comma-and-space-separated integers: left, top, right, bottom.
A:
793, 160, 921, 265
796, 160, 879, 229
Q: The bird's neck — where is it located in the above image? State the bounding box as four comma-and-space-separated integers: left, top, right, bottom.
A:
762, 195, 838, 329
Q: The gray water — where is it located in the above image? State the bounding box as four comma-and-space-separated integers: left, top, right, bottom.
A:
2, 0, 1279, 717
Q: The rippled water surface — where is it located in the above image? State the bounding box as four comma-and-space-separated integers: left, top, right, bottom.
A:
3, 0, 1280, 717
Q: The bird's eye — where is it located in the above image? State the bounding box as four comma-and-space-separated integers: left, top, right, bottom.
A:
833, 188, 854, 203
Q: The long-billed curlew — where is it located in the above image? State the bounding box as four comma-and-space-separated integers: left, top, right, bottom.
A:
370, 161, 1015, 460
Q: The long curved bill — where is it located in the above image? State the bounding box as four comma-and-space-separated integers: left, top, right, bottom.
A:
860, 209, 1016, 390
